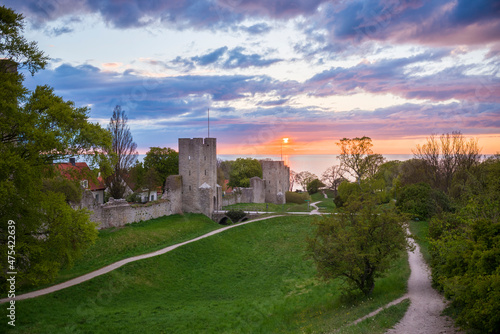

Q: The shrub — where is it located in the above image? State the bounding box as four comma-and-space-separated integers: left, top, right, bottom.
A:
396, 182, 451, 220
225, 209, 247, 224
286, 191, 310, 204
126, 192, 142, 203
307, 178, 325, 194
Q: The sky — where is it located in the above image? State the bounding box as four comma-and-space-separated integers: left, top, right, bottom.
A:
6, 0, 500, 155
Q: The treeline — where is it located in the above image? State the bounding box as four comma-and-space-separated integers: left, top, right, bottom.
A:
328, 133, 499, 333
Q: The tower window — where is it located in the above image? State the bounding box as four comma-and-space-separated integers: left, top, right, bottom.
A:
189, 186, 191, 191
205, 170, 207, 175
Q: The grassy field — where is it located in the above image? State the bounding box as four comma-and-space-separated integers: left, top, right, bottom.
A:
223, 201, 311, 212
408, 220, 431, 264
3, 215, 410, 333
17, 214, 223, 293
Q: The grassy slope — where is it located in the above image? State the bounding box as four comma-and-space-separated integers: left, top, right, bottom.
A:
4, 215, 410, 333
408, 220, 431, 264
18, 214, 223, 293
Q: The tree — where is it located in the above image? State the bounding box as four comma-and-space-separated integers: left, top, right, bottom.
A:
336, 136, 384, 184
307, 198, 410, 296
413, 131, 481, 193
289, 170, 297, 191
321, 165, 344, 195
428, 156, 500, 333
295, 171, 317, 192
228, 158, 262, 188
307, 178, 325, 195
105, 105, 137, 199
0, 6, 110, 290
144, 147, 178, 191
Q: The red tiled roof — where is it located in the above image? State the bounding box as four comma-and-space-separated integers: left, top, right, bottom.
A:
56, 162, 106, 191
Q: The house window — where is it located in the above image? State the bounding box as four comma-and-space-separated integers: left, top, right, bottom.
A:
81, 180, 88, 189
95, 194, 99, 202
151, 195, 154, 201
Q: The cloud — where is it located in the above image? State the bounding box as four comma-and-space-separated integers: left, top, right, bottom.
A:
305, 51, 500, 103
44, 25, 73, 36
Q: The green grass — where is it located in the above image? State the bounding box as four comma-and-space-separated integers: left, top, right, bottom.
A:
4, 215, 410, 333
408, 220, 431, 264
223, 201, 311, 212
18, 214, 222, 293
336, 299, 410, 334
310, 191, 337, 212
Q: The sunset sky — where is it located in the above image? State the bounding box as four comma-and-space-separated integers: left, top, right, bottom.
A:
7, 0, 500, 155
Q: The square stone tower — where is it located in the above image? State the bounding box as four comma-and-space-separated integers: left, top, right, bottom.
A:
179, 138, 221, 217
261, 160, 290, 204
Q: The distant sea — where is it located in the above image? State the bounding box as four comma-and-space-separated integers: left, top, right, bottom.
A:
136, 154, 414, 178
218, 154, 414, 179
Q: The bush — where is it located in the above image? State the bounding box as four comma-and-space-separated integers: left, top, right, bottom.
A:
307, 178, 325, 194
126, 192, 142, 203
225, 209, 247, 224
396, 182, 451, 220
286, 191, 310, 204
333, 195, 344, 208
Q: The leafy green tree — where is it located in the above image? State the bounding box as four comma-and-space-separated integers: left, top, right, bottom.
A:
228, 158, 262, 188
307, 178, 325, 195
105, 105, 137, 199
143, 147, 178, 191
307, 197, 410, 296
337, 136, 384, 185
396, 182, 451, 220
0, 6, 110, 289
428, 155, 500, 333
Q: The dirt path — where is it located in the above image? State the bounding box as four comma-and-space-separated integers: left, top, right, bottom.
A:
385, 239, 462, 334
0, 215, 283, 304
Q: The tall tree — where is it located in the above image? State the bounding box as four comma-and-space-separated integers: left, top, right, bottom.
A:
321, 165, 344, 195
228, 158, 262, 188
295, 171, 317, 192
307, 197, 410, 296
413, 131, 481, 193
144, 147, 178, 191
0, 6, 110, 290
336, 136, 384, 185
105, 105, 137, 199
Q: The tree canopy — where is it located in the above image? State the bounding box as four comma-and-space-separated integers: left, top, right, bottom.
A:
228, 158, 262, 188
144, 147, 179, 191
0, 6, 110, 290
308, 197, 410, 296
336, 136, 384, 184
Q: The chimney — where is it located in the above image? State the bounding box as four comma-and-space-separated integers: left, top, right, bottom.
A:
69, 157, 76, 166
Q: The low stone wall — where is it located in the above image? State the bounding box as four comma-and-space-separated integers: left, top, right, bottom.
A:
78, 185, 183, 229
98, 198, 178, 229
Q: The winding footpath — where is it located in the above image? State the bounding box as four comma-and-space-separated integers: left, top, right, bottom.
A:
385, 239, 463, 334
0, 215, 283, 304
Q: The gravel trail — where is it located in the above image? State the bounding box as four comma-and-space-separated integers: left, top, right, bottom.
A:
386, 239, 462, 334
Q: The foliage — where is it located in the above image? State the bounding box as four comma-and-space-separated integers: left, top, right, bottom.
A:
428, 156, 500, 333
286, 191, 311, 204
126, 192, 142, 203
307, 198, 410, 296
225, 209, 247, 224
42, 176, 83, 204
0, 7, 109, 291
0, 5, 49, 75
336, 136, 384, 184
144, 147, 178, 191
295, 171, 317, 191
307, 178, 325, 194
228, 158, 262, 188
396, 182, 452, 220
104, 105, 138, 199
